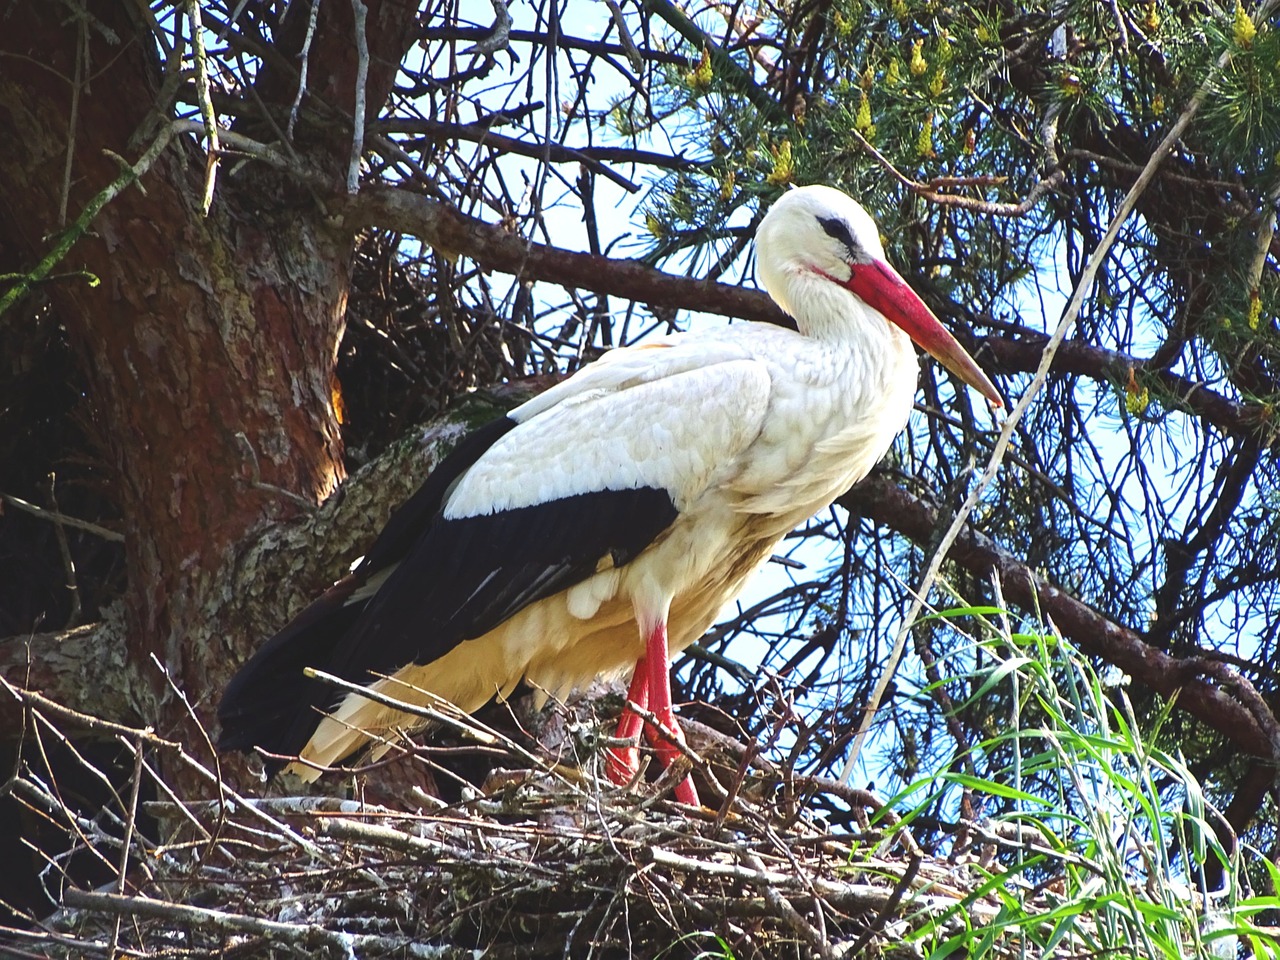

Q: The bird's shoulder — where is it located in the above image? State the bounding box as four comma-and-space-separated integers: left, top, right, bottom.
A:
443, 332, 786, 519
507, 326, 788, 423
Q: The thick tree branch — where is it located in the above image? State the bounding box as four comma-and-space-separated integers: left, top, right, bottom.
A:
338, 187, 792, 325
975, 331, 1276, 439
0, 616, 137, 734
842, 475, 1280, 761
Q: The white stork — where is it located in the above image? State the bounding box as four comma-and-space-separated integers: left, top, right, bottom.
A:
218, 185, 1001, 805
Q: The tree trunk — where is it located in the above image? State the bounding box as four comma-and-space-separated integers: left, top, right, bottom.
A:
0, 0, 415, 781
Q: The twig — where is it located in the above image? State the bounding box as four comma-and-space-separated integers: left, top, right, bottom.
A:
218, 0, 252, 39
7, 778, 132, 865
463, 0, 512, 56
60, 888, 438, 956
642, 844, 959, 917
0, 491, 123, 542
144, 795, 399, 818
137, 751, 214, 843
1, 685, 1136, 957
1107, 0, 1130, 52
742, 851, 837, 960
45, 474, 82, 628
0, 680, 332, 862
845, 855, 921, 957
1246, 205, 1276, 308
306, 667, 498, 744
147, 652, 229, 849
601, 0, 643, 71
347, 0, 368, 194
238, 50, 302, 165
0, 123, 181, 318
847, 127, 1064, 217
186, 0, 220, 214
287, 0, 321, 140
374, 118, 658, 190
108, 737, 146, 954
0, 923, 118, 957
304, 667, 587, 796
1063, 147, 1243, 191
174, 120, 300, 171
234, 431, 317, 510
418, 26, 687, 65
58, 18, 86, 226
615, 699, 707, 772
642, 0, 787, 124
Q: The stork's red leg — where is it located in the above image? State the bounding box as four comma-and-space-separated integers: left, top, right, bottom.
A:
640, 619, 699, 807
605, 658, 649, 784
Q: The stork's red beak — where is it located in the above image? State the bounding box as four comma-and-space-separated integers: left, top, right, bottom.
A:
846, 259, 1002, 407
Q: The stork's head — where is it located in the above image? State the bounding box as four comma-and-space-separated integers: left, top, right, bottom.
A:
757, 185, 1002, 406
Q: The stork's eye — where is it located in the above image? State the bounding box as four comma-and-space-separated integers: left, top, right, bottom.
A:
818, 216, 858, 254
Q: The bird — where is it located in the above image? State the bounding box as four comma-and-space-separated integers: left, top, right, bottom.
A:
217, 184, 1002, 805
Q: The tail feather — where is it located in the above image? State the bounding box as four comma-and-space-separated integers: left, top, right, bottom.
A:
217, 576, 367, 775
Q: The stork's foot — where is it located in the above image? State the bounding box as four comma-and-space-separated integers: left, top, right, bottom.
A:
638, 629, 699, 806
604, 715, 643, 786
644, 711, 700, 807
604, 741, 641, 785
606, 706, 699, 806
605, 656, 650, 786
603, 651, 700, 806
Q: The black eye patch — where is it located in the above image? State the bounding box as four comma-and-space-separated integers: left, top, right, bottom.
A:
818, 216, 858, 253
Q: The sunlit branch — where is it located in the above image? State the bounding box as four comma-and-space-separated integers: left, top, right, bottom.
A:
845, 474, 1280, 762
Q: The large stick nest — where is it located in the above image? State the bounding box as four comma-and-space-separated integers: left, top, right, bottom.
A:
3, 683, 1082, 959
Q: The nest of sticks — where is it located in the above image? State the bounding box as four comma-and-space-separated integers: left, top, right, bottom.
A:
2, 682, 1067, 959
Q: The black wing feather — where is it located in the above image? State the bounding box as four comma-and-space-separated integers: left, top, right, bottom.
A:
332, 487, 677, 675
218, 409, 678, 773
217, 416, 519, 761
359, 415, 519, 573
217, 576, 365, 754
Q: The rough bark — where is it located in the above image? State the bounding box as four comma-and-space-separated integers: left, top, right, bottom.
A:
0, 0, 417, 761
